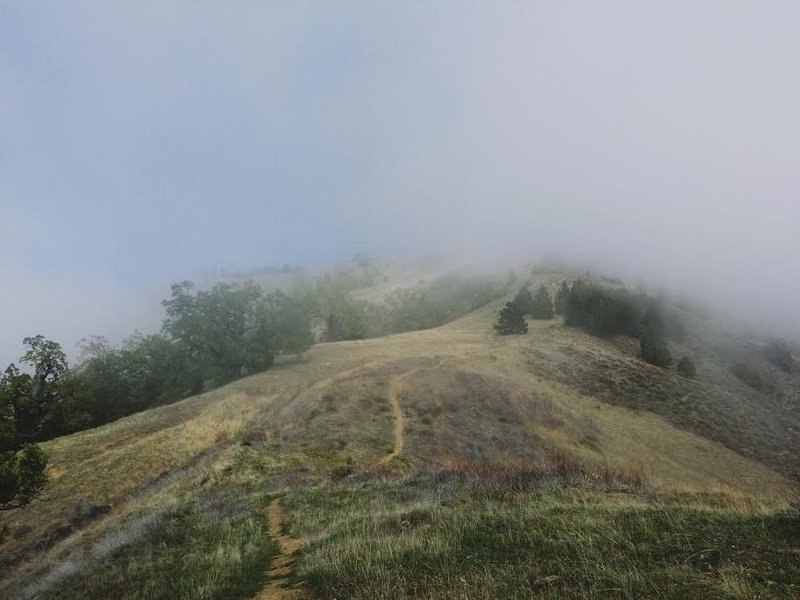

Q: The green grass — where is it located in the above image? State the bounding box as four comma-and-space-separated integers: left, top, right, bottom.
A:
45, 496, 276, 600
2, 270, 798, 598
283, 467, 800, 600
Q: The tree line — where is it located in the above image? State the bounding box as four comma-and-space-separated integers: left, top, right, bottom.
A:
1, 272, 504, 509
495, 279, 695, 373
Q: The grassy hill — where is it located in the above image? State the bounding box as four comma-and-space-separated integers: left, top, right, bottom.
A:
1, 271, 798, 599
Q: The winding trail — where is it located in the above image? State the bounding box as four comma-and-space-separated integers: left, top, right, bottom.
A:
378, 371, 415, 464
251, 500, 308, 600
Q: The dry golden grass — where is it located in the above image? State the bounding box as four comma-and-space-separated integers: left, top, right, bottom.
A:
1, 274, 796, 598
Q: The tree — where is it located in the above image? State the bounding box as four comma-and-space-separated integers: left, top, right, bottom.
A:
322, 302, 367, 341
564, 280, 642, 337
494, 301, 528, 335
530, 285, 554, 319
20, 336, 69, 438
640, 305, 672, 367
676, 356, 696, 379
554, 281, 570, 315
513, 286, 535, 315
0, 346, 51, 510
0, 337, 79, 442
0, 444, 47, 510
161, 281, 286, 385
0, 364, 34, 445
261, 291, 314, 354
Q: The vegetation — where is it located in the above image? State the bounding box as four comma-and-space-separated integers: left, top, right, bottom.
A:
640, 305, 673, 367
553, 281, 570, 315
530, 284, 554, 319
677, 356, 697, 379
560, 280, 673, 368
563, 279, 643, 338
512, 286, 535, 315
284, 465, 800, 600
383, 275, 504, 333
47, 501, 275, 600
730, 362, 764, 390
0, 444, 47, 511
1, 272, 504, 453
765, 338, 794, 372
0, 335, 75, 510
494, 301, 528, 335
1, 273, 797, 599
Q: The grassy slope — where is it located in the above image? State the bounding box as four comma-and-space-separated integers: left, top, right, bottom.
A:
1, 273, 798, 598
283, 468, 800, 600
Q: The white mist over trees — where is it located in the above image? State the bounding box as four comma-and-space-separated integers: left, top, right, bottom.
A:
2, 2, 800, 363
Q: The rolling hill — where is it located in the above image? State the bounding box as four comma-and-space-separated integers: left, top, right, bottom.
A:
1, 270, 798, 599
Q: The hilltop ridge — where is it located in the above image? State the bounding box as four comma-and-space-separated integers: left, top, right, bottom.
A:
1, 267, 798, 599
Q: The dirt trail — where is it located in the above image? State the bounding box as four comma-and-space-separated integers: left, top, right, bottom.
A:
379, 359, 450, 464
378, 371, 416, 464
251, 500, 308, 600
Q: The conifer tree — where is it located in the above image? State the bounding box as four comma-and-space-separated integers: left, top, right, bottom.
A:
494, 301, 528, 335
531, 285, 554, 319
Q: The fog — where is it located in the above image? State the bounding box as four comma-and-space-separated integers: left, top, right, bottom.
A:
2, 2, 800, 366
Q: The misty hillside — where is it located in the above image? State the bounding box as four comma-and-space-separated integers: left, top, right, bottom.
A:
1, 266, 798, 599
6, 4, 800, 599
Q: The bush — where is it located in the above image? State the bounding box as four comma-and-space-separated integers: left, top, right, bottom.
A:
730, 362, 763, 390
0, 444, 47, 510
765, 339, 794, 372
494, 301, 528, 335
676, 357, 696, 379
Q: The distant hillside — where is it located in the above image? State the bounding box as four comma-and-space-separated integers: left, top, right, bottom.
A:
1, 267, 798, 599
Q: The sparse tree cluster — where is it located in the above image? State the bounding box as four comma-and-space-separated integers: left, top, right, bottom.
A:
563, 279, 642, 338
556, 279, 685, 370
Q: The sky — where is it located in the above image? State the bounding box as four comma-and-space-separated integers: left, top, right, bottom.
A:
2, 1, 800, 365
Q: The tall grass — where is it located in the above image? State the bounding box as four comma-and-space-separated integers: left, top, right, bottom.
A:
44, 500, 276, 600
283, 463, 799, 600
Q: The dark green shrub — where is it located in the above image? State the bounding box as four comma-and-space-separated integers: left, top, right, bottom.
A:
494, 301, 528, 335
0, 444, 47, 510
